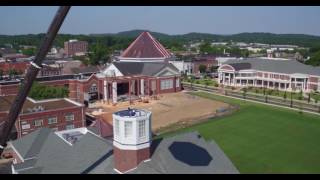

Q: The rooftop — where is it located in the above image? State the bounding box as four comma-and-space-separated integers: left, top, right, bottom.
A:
107, 61, 180, 77
114, 108, 150, 118
10, 129, 239, 174
120, 31, 173, 59
0, 96, 82, 114
223, 58, 320, 76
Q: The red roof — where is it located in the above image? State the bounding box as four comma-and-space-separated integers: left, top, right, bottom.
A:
120, 31, 173, 59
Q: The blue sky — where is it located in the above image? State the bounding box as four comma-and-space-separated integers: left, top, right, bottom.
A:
0, 6, 320, 36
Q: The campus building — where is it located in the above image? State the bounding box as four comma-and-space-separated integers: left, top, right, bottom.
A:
0, 32, 182, 105
7, 108, 239, 174
0, 96, 85, 138
169, 55, 218, 75
116, 31, 175, 62
218, 58, 320, 92
64, 39, 88, 57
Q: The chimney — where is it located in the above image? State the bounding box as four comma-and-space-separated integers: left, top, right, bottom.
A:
112, 108, 152, 173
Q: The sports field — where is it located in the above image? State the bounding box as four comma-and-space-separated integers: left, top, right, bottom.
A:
158, 91, 320, 173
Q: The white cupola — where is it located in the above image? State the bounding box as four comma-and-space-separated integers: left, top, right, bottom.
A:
112, 108, 152, 173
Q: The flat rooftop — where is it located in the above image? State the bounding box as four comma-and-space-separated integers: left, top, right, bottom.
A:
114, 108, 150, 118
0, 96, 82, 114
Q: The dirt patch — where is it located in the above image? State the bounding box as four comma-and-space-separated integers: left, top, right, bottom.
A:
91, 91, 230, 132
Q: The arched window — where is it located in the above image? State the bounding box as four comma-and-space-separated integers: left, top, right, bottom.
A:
89, 83, 97, 93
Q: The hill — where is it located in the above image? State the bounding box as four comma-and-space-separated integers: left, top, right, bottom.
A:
1, 30, 320, 49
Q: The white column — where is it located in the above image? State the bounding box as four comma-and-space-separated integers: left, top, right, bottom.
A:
112, 81, 117, 104
104, 80, 108, 101
267, 81, 270, 88
222, 73, 225, 84
141, 79, 144, 96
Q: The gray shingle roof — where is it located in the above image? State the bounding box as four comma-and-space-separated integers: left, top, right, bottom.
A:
130, 132, 239, 174
90, 131, 239, 174
224, 58, 320, 76
11, 129, 238, 174
113, 62, 180, 77
11, 128, 113, 174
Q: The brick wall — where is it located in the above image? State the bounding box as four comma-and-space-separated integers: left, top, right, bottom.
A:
310, 76, 319, 83
17, 106, 84, 138
113, 146, 150, 173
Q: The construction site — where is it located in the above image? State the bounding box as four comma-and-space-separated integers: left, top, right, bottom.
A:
87, 91, 231, 134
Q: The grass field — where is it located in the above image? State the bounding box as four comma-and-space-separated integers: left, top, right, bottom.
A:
157, 91, 320, 173
183, 78, 219, 87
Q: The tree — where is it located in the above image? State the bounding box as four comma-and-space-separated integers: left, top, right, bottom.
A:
88, 42, 110, 65
27, 81, 69, 100
305, 50, 320, 66
315, 96, 319, 104
242, 87, 247, 99
198, 64, 207, 74
283, 91, 287, 101
21, 48, 36, 56
8, 69, 18, 79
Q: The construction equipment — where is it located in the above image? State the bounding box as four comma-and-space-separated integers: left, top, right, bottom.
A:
0, 6, 71, 156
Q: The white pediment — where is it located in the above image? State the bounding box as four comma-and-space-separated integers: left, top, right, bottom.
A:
102, 64, 123, 77
155, 67, 179, 77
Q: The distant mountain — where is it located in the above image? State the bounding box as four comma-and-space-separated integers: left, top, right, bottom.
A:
2, 30, 320, 48
90, 29, 171, 39
90, 30, 320, 47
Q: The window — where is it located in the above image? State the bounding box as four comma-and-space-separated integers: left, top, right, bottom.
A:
176, 78, 180, 88
115, 119, 120, 137
65, 114, 74, 121
48, 117, 58, 124
138, 120, 146, 138
124, 121, 132, 138
66, 124, 74, 130
33, 119, 43, 127
160, 79, 173, 90
90, 83, 97, 92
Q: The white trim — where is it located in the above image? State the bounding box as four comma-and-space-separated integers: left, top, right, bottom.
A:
64, 98, 84, 107
30, 62, 42, 69
11, 164, 17, 174
8, 142, 24, 163
154, 67, 180, 77
113, 141, 151, 150
114, 166, 138, 174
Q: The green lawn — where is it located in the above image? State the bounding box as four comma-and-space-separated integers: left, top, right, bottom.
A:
183, 78, 219, 87
157, 91, 320, 173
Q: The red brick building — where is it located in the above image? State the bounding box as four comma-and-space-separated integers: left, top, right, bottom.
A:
64, 40, 88, 57
0, 96, 85, 138
0, 32, 182, 106
191, 56, 218, 74
0, 61, 30, 76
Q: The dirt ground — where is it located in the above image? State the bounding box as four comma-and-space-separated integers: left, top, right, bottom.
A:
91, 91, 229, 132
